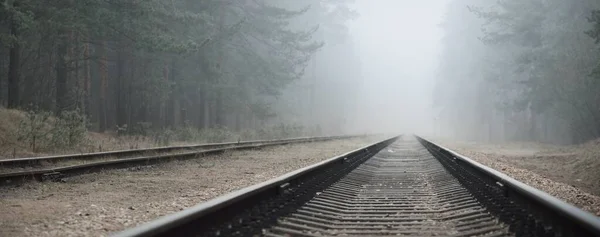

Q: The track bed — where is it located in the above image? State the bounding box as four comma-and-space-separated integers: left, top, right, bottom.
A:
265, 139, 510, 236
0, 137, 379, 237
110, 136, 600, 237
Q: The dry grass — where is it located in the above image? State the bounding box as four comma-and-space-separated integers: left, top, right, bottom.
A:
0, 108, 320, 160
76, 133, 193, 153
0, 108, 37, 158
0, 108, 210, 159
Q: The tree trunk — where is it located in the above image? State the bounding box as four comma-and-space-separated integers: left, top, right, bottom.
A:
501, 110, 508, 142
203, 89, 210, 128
55, 32, 69, 115
115, 44, 127, 127
98, 42, 108, 132
7, 9, 20, 109
214, 2, 225, 128
181, 108, 187, 125
74, 40, 80, 110
487, 111, 493, 143
0, 50, 3, 104
162, 62, 170, 128
215, 91, 224, 127
195, 99, 202, 128
235, 110, 241, 131
528, 107, 536, 141
167, 60, 178, 128
128, 54, 134, 128
83, 43, 91, 118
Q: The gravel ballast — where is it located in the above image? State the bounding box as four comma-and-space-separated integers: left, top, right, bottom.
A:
0, 136, 383, 237
435, 139, 600, 217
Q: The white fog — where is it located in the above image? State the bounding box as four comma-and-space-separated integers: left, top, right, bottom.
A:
349, 0, 448, 135
2, 1, 600, 235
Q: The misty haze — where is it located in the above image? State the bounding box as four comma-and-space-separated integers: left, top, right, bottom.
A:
1, 0, 600, 236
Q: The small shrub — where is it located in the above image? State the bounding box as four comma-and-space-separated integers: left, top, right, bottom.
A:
175, 123, 200, 141
195, 127, 235, 143
130, 122, 152, 136
51, 109, 87, 147
273, 123, 305, 139
153, 129, 175, 146
15, 109, 87, 152
239, 128, 259, 141
16, 109, 53, 152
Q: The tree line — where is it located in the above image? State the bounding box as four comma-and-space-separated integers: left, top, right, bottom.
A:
0, 0, 355, 136
435, 0, 600, 144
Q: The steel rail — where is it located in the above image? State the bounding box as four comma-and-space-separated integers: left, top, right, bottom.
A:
112, 136, 399, 237
263, 140, 513, 236
111, 135, 600, 237
0, 135, 361, 167
416, 135, 600, 236
0, 135, 363, 185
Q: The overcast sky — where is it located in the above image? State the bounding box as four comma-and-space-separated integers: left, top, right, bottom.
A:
349, 0, 449, 135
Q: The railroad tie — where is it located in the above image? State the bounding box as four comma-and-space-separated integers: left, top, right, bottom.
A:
264, 140, 512, 236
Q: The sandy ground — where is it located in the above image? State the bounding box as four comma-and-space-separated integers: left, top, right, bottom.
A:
0, 136, 382, 237
434, 138, 600, 216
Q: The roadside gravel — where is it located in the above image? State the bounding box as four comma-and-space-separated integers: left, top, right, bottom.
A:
0, 136, 383, 237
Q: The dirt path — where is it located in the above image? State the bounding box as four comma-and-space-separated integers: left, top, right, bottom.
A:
0, 136, 383, 237
435, 138, 600, 216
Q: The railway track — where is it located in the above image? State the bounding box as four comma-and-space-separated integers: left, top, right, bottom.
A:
264, 141, 511, 236
0, 135, 360, 186
114, 135, 600, 237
